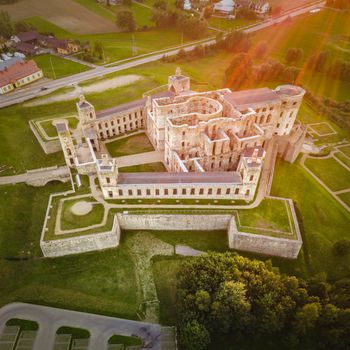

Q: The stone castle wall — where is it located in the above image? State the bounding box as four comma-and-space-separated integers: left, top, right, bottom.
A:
117, 213, 231, 231
40, 216, 121, 257
29, 121, 61, 154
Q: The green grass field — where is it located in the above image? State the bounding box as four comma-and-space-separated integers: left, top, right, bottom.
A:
339, 145, 350, 157
338, 191, 350, 207
106, 133, 154, 157
208, 17, 257, 31
304, 157, 350, 192
39, 116, 78, 138
235, 198, 295, 239
334, 152, 350, 169
119, 162, 166, 172
271, 158, 350, 281
61, 199, 105, 230
32, 54, 90, 79
25, 16, 194, 64
73, 0, 116, 22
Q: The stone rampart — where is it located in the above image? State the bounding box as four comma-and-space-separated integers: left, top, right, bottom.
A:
29, 120, 61, 154
40, 216, 121, 257
227, 217, 302, 259
117, 213, 231, 231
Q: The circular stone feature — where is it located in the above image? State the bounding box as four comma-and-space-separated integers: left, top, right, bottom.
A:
70, 201, 93, 216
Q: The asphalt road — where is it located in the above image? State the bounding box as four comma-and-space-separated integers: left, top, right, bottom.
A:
0, 1, 325, 109
0, 303, 161, 350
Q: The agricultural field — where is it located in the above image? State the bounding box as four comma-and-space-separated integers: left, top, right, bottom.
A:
0, 0, 117, 34
32, 54, 90, 80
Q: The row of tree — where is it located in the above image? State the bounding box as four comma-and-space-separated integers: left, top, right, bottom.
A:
0, 10, 33, 39
326, 0, 350, 9
177, 253, 350, 350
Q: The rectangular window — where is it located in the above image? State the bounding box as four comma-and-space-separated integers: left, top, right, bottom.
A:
249, 175, 254, 181
226, 188, 230, 195
137, 189, 141, 196
217, 188, 221, 195
208, 188, 212, 195
164, 189, 168, 195
182, 189, 186, 195
118, 189, 123, 196
199, 188, 204, 195
235, 188, 239, 195
156, 189, 160, 195
128, 189, 133, 196
108, 191, 113, 198
190, 188, 195, 195
173, 189, 177, 195
146, 189, 151, 195
106, 177, 110, 184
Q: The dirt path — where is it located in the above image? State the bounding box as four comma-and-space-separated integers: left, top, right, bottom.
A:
25, 75, 143, 106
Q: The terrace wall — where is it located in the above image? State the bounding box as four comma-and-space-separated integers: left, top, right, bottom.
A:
40, 216, 120, 257
29, 120, 61, 154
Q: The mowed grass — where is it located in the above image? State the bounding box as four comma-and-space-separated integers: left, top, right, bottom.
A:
39, 116, 79, 138
0, 183, 140, 319
310, 122, 335, 135
339, 145, 350, 157
236, 198, 294, 238
32, 54, 90, 80
106, 133, 154, 157
338, 191, 350, 207
119, 162, 166, 173
61, 199, 104, 230
334, 152, 350, 169
304, 157, 350, 192
271, 159, 350, 280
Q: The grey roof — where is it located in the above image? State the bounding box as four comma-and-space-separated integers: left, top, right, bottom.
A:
223, 88, 281, 109
0, 57, 24, 71
96, 90, 175, 120
118, 171, 242, 185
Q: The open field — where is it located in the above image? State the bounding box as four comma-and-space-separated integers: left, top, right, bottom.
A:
32, 54, 90, 80
0, 0, 117, 34
39, 116, 78, 138
106, 133, 154, 157
304, 157, 350, 192
338, 191, 350, 207
25, 17, 193, 64
208, 17, 257, 31
269, 0, 318, 11
334, 152, 350, 169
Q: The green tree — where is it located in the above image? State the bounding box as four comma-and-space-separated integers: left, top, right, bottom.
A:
94, 41, 103, 60
332, 239, 350, 256
123, 0, 132, 6
294, 302, 321, 335
178, 320, 210, 350
285, 47, 304, 65
116, 11, 136, 32
0, 10, 13, 39
14, 20, 31, 34
223, 30, 251, 52
253, 40, 269, 59
225, 52, 253, 88
153, 0, 167, 10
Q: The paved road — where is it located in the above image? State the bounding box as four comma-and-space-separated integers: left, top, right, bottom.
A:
0, 166, 70, 186
0, 303, 161, 350
0, 1, 325, 109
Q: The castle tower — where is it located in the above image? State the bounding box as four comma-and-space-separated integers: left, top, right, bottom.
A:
238, 147, 266, 199
76, 95, 96, 126
96, 154, 119, 198
55, 121, 77, 167
274, 85, 305, 136
168, 67, 191, 95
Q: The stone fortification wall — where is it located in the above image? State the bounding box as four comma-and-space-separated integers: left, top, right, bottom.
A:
40, 216, 120, 257
116, 213, 232, 231
29, 121, 61, 154
227, 217, 302, 259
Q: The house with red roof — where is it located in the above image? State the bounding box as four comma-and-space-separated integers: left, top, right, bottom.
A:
0, 60, 43, 94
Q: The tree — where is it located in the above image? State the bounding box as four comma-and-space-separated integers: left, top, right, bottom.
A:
223, 30, 251, 53
203, 5, 213, 19
116, 11, 136, 32
285, 47, 304, 65
94, 41, 103, 60
0, 10, 13, 39
178, 320, 210, 350
225, 53, 253, 88
294, 302, 321, 335
307, 50, 329, 72
253, 41, 269, 59
153, 0, 167, 10
14, 20, 31, 34
236, 7, 257, 20
332, 239, 350, 256
123, 0, 132, 6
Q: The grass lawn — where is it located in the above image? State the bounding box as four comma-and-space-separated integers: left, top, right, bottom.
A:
6, 319, 39, 331
73, 0, 116, 22
39, 116, 78, 138
334, 152, 350, 169
61, 199, 105, 230
106, 133, 154, 157
338, 191, 350, 207
32, 54, 90, 80
119, 162, 166, 172
304, 157, 350, 192
339, 145, 350, 157
24, 17, 194, 64
271, 158, 350, 281
0, 183, 140, 319
208, 17, 257, 31
309, 122, 335, 135
235, 198, 295, 239
57, 326, 90, 339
